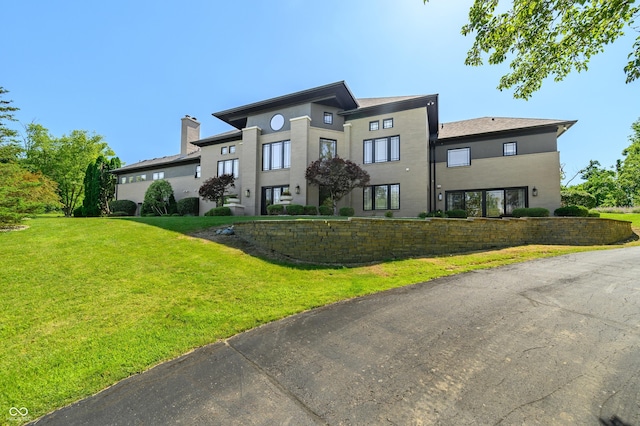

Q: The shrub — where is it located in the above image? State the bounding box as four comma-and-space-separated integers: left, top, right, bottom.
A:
267, 204, 284, 215
285, 204, 304, 215
177, 197, 199, 216
318, 205, 333, 216
108, 211, 128, 217
205, 206, 232, 216
339, 206, 355, 217
143, 180, 176, 216
418, 211, 428, 219
73, 206, 85, 217
588, 211, 601, 217
384, 211, 394, 218
561, 190, 596, 209
445, 209, 467, 218
108, 200, 137, 216
304, 205, 318, 215
554, 205, 589, 217
511, 207, 550, 217
426, 210, 445, 218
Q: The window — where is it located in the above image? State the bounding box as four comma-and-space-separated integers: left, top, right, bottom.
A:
262, 140, 291, 171
363, 136, 400, 164
364, 184, 400, 210
369, 121, 379, 131
229, 145, 236, 154
152, 171, 165, 180
503, 142, 517, 156
195, 165, 201, 178
217, 159, 239, 178
121, 177, 126, 184
323, 112, 333, 125
383, 118, 393, 129
447, 148, 470, 167
320, 138, 336, 159
221, 146, 228, 155
128, 176, 134, 183
446, 187, 527, 217
135, 174, 146, 182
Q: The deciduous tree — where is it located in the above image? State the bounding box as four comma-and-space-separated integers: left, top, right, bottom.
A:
198, 174, 235, 207
23, 124, 115, 216
618, 118, 640, 205
305, 157, 370, 215
0, 162, 59, 225
424, 0, 640, 99
142, 179, 176, 216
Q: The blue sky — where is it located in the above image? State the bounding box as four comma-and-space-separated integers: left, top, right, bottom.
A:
2, 0, 638, 184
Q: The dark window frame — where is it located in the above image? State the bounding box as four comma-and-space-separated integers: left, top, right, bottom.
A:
447, 147, 471, 167
217, 158, 239, 178
319, 138, 337, 159
383, 118, 393, 129
445, 186, 528, 217
363, 183, 400, 211
503, 142, 517, 156
369, 120, 379, 131
262, 140, 291, 171
323, 112, 333, 125
363, 135, 400, 164
195, 165, 201, 178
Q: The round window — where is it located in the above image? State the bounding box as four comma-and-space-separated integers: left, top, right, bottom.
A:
270, 113, 285, 131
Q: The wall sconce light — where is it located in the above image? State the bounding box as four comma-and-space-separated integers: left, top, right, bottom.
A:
532, 187, 538, 197
438, 192, 443, 201
245, 189, 250, 198
295, 185, 300, 194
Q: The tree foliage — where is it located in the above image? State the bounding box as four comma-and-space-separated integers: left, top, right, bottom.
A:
23, 123, 115, 216
424, 0, 640, 99
82, 155, 122, 217
0, 162, 59, 225
618, 118, 640, 205
571, 160, 628, 207
305, 157, 370, 215
198, 174, 235, 207
142, 179, 176, 216
0, 86, 22, 163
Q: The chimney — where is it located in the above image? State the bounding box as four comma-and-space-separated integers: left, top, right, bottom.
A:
181, 115, 200, 155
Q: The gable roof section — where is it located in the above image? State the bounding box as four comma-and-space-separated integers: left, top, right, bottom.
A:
438, 117, 577, 141
213, 81, 359, 130
112, 150, 201, 175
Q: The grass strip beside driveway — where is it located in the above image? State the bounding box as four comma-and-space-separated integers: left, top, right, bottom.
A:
0, 215, 636, 423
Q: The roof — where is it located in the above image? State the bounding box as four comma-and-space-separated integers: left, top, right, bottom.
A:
213, 81, 359, 130
355, 96, 425, 108
112, 150, 201, 174
191, 129, 242, 147
438, 117, 577, 140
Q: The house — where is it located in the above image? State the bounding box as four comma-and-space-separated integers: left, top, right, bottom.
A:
113, 81, 575, 217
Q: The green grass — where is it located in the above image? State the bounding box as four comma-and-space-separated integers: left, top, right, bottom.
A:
599, 212, 640, 228
0, 215, 636, 424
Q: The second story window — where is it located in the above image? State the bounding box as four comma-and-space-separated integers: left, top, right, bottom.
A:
262, 140, 291, 171
217, 159, 239, 178
195, 165, 201, 178
152, 171, 165, 180
363, 136, 400, 164
383, 118, 393, 129
503, 142, 517, 156
447, 148, 470, 167
229, 145, 236, 154
323, 112, 333, 125
221, 146, 228, 155
320, 138, 337, 159
369, 121, 379, 131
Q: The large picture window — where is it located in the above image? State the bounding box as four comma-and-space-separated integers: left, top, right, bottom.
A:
446, 187, 527, 217
364, 184, 400, 210
217, 159, 239, 178
262, 140, 291, 171
363, 136, 400, 164
320, 138, 336, 159
447, 148, 470, 167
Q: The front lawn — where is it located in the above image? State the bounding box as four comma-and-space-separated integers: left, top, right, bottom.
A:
0, 215, 635, 423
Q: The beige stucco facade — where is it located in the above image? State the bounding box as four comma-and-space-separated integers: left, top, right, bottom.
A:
113, 82, 574, 218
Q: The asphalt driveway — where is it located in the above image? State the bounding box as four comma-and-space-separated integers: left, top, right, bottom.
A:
33, 247, 640, 425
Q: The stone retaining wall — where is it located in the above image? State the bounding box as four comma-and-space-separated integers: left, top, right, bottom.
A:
233, 217, 633, 264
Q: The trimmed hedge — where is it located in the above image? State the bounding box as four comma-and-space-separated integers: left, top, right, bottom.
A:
339, 206, 355, 217
285, 204, 304, 215
304, 205, 318, 215
177, 197, 199, 216
108, 200, 137, 216
108, 211, 129, 217
384, 211, 394, 218
445, 209, 467, 218
554, 205, 589, 217
205, 206, 232, 216
267, 204, 284, 215
588, 211, 601, 217
318, 205, 333, 216
561, 190, 596, 209
511, 207, 550, 218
